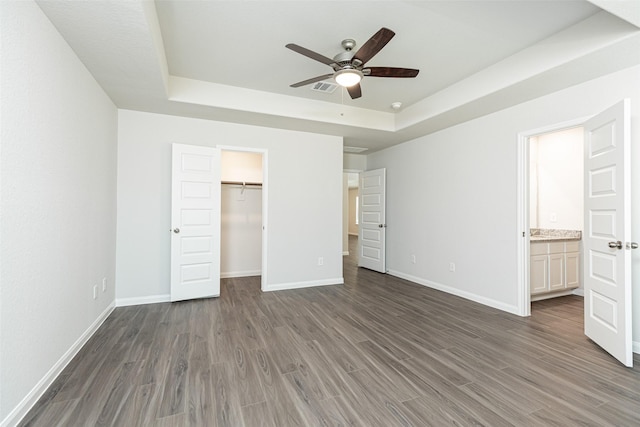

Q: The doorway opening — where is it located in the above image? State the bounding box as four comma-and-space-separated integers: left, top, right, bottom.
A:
529, 127, 584, 305
518, 101, 633, 366
346, 172, 360, 259
220, 147, 267, 290
517, 118, 587, 316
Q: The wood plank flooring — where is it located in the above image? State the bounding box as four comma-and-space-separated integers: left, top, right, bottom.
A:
20, 236, 640, 426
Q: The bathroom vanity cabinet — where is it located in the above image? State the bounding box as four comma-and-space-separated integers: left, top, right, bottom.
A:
530, 240, 580, 300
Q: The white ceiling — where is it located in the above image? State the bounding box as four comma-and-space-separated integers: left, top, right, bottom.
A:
36, 0, 640, 153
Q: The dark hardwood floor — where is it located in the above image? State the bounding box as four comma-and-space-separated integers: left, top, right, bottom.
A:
20, 236, 640, 426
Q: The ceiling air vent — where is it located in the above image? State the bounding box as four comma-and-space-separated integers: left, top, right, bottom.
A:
343, 146, 368, 154
311, 81, 338, 94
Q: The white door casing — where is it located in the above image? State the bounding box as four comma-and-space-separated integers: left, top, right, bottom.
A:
583, 99, 632, 367
358, 168, 386, 273
171, 143, 221, 302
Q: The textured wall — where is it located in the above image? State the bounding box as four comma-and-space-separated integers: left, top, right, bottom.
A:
1, 1, 118, 423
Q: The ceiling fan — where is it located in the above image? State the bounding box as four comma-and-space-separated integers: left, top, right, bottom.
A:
286, 27, 419, 100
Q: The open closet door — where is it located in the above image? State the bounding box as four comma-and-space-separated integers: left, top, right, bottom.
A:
170, 143, 221, 302
358, 168, 386, 273
583, 99, 633, 367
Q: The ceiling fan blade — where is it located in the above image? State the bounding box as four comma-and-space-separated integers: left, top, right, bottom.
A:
353, 27, 395, 65
366, 67, 419, 78
286, 43, 336, 66
290, 74, 334, 88
347, 83, 362, 99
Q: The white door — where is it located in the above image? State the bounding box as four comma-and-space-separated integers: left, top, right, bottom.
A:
583, 99, 633, 367
171, 143, 221, 302
358, 168, 386, 273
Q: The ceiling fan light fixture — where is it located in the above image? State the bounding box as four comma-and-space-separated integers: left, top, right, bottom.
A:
334, 69, 363, 87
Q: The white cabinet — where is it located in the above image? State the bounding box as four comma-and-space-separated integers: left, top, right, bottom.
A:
530, 240, 580, 297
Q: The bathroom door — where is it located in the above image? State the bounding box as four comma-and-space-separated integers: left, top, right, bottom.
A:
583, 99, 633, 367
170, 143, 221, 302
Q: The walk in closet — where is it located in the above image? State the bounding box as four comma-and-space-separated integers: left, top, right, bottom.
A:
220, 150, 263, 278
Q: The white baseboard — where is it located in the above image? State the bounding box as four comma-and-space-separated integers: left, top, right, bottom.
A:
117, 277, 346, 304
263, 277, 344, 292
348, 232, 358, 236
2, 302, 115, 427
386, 271, 640, 355
387, 270, 520, 315
220, 270, 261, 279
116, 294, 170, 307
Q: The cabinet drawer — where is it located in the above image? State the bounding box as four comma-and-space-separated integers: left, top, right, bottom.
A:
548, 242, 565, 254
530, 242, 548, 256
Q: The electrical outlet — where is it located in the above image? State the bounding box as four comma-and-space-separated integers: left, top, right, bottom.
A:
102, 277, 107, 292
449, 262, 456, 272
93, 285, 98, 299
318, 257, 324, 266
411, 254, 416, 264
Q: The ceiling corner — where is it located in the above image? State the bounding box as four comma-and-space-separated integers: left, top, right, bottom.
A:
587, 0, 640, 28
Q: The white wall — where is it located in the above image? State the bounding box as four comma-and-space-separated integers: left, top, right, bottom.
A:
344, 153, 366, 171
530, 127, 584, 230
221, 150, 263, 183
116, 110, 344, 302
367, 65, 640, 349
0, 1, 118, 424
221, 185, 262, 277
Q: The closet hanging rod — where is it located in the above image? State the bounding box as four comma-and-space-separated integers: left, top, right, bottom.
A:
221, 181, 262, 186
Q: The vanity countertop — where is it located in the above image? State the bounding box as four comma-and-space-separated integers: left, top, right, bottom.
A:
530, 228, 581, 242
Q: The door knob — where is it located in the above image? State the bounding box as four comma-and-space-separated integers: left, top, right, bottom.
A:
628, 242, 638, 249
173, 228, 180, 234
608, 241, 622, 249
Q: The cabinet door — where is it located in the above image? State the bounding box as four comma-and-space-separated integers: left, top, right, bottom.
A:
565, 252, 580, 289
531, 255, 549, 294
548, 253, 565, 291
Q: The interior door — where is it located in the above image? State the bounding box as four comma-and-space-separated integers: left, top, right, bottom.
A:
358, 168, 386, 273
171, 143, 221, 302
583, 99, 633, 367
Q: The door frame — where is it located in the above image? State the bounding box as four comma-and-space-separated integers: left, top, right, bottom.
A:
218, 145, 269, 291
516, 116, 589, 316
